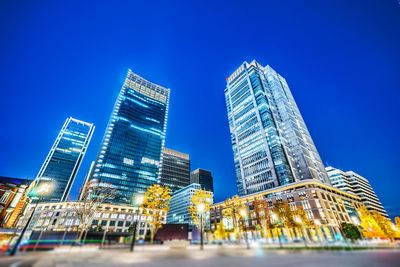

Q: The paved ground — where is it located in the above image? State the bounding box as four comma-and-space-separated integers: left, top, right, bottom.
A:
1, 246, 400, 267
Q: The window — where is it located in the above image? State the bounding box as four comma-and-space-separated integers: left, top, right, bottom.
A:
0, 191, 12, 203
109, 221, 116, 226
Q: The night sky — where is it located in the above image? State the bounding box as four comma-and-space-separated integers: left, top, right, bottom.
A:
1, 1, 399, 219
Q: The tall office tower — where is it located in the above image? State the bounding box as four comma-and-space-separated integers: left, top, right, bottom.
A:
160, 147, 190, 193
225, 60, 330, 196
190, 168, 214, 193
326, 166, 388, 218
89, 70, 170, 204
31, 117, 94, 203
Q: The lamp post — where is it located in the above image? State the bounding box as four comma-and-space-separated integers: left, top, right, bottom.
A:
295, 217, 307, 248
240, 208, 250, 249
130, 195, 144, 252
10, 183, 52, 256
197, 203, 205, 250
271, 212, 282, 248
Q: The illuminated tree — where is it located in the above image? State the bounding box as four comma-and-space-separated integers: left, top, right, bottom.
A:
292, 205, 313, 241
252, 198, 270, 238
141, 184, 171, 244
371, 210, 397, 241
188, 188, 213, 230
274, 201, 295, 238
215, 220, 226, 240
358, 206, 385, 238
222, 195, 245, 240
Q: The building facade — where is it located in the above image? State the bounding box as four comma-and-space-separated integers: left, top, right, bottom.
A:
16, 201, 164, 240
224, 60, 330, 196
167, 183, 213, 231
210, 180, 362, 241
88, 70, 170, 204
190, 169, 214, 193
0, 177, 32, 228
326, 166, 388, 217
31, 117, 94, 203
159, 147, 190, 193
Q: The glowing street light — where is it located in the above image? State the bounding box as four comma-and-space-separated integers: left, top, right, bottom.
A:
270, 212, 282, 248
294, 216, 302, 224
240, 207, 250, 249
198, 202, 206, 250
130, 194, 145, 252
10, 182, 53, 256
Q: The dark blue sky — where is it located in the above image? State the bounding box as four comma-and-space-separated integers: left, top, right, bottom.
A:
1, 1, 399, 218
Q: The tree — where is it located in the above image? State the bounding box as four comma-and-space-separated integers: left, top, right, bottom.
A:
274, 201, 296, 240
341, 222, 361, 242
215, 220, 226, 241
141, 184, 171, 244
252, 199, 270, 238
358, 206, 385, 238
188, 188, 213, 230
371, 210, 397, 241
292, 205, 313, 242
72, 183, 116, 244
222, 195, 245, 241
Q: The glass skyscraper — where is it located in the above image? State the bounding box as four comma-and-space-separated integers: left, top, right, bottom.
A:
225, 60, 330, 196
31, 117, 94, 203
88, 70, 170, 204
160, 147, 190, 194
190, 168, 214, 194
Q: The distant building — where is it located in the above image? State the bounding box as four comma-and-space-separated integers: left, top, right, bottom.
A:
88, 70, 170, 204
160, 147, 190, 193
167, 183, 213, 231
211, 180, 362, 241
190, 169, 214, 193
326, 166, 388, 217
16, 201, 166, 240
31, 117, 94, 203
224, 60, 330, 196
0, 177, 32, 228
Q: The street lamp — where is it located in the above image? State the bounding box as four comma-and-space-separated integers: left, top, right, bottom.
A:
271, 212, 282, 248
10, 182, 52, 256
295, 216, 307, 248
130, 194, 144, 252
240, 208, 250, 249
197, 203, 205, 250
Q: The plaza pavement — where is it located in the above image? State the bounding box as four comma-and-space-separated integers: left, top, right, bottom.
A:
1, 245, 400, 267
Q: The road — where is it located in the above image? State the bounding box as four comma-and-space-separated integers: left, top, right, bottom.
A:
1, 246, 400, 267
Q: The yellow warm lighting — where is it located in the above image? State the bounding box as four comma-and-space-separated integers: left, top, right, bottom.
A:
135, 195, 144, 205
197, 203, 205, 213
